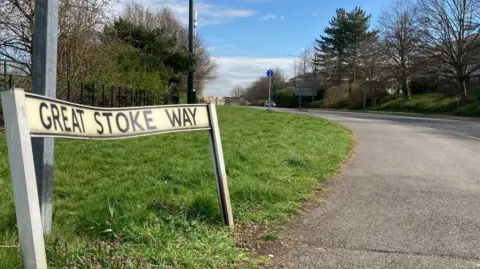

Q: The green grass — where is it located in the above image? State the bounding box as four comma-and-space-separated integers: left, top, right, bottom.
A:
0, 106, 351, 268
373, 93, 460, 113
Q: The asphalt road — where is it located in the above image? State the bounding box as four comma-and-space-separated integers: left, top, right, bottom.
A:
266, 109, 480, 269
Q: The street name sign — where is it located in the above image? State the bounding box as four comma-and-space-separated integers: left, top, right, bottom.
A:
27, 94, 211, 139
1, 88, 233, 269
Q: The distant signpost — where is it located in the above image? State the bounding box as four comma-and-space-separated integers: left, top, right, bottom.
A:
267, 70, 274, 108
294, 81, 317, 108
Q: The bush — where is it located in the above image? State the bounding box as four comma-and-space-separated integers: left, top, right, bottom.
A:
308, 100, 324, 108
275, 89, 295, 108
456, 102, 480, 117
322, 83, 363, 109
250, 99, 267, 106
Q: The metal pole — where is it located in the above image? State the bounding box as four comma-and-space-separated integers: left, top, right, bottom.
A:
187, 0, 194, 104
102, 85, 105, 107
118, 87, 121, 107
268, 77, 271, 109
362, 34, 368, 110
67, 80, 70, 101
92, 84, 95, 106
110, 86, 114, 107
80, 83, 83, 104
363, 71, 367, 110
31, 0, 59, 234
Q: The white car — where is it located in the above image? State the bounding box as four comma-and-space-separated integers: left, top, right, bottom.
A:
264, 101, 276, 107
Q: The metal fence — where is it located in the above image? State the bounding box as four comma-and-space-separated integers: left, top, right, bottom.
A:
0, 74, 180, 128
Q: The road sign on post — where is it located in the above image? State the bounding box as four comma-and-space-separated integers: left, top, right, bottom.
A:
1, 88, 234, 267
267, 70, 274, 108
31, 0, 60, 234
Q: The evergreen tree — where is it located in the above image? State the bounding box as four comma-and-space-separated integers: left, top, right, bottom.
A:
314, 7, 371, 84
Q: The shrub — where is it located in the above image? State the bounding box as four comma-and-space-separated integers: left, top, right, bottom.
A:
275, 89, 295, 108
308, 100, 324, 108
250, 99, 268, 106
322, 83, 363, 109
456, 102, 480, 117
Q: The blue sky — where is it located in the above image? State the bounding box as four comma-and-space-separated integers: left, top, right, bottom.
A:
118, 0, 389, 96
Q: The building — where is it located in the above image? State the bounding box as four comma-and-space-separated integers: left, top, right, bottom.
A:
197, 94, 226, 105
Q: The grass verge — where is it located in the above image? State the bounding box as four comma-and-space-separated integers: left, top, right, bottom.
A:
373, 93, 460, 114
0, 106, 352, 268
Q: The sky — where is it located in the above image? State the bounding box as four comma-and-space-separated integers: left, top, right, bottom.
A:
116, 0, 389, 97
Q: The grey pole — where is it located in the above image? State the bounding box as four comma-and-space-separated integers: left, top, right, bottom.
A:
193, 9, 198, 103
187, 0, 194, 104
363, 71, 367, 110
268, 76, 271, 109
362, 33, 368, 110
31, 0, 59, 234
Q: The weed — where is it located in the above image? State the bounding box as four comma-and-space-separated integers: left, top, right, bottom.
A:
283, 154, 309, 170
261, 234, 279, 242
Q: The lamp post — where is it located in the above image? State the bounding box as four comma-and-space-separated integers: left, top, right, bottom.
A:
361, 33, 369, 110
283, 53, 300, 107
345, 18, 369, 110
283, 54, 297, 84
187, 0, 194, 104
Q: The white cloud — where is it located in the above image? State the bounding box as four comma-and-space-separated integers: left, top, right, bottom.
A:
259, 14, 276, 20
114, 0, 256, 25
206, 46, 217, 51
204, 57, 295, 97
280, 16, 285, 20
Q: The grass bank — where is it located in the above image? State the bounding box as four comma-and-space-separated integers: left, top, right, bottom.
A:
309, 93, 480, 118
0, 106, 351, 268
373, 93, 460, 114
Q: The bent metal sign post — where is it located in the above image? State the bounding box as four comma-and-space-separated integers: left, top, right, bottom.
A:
1, 88, 233, 269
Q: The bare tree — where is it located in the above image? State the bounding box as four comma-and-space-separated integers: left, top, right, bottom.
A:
298, 47, 314, 75
231, 84, 243, 97
379, 0, 420, 97
417, 0, 480, 97
0, 0, 35, 74
0, 0, 113, 79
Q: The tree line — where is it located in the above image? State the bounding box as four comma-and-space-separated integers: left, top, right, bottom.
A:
317, 0, 480, 99
0, 1, 216, 97
235, 0, 480, 105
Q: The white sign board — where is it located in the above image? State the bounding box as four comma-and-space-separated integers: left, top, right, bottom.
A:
1, 88, 233, 269
26, 94, 211, 139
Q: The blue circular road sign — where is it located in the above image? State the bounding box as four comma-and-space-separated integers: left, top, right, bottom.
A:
267, 70, 274, 77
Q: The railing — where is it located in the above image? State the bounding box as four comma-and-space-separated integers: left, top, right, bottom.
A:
0, 74, 180, 128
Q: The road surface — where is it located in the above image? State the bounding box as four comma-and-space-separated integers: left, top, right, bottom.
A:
266, 109, 480, 269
